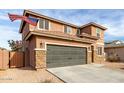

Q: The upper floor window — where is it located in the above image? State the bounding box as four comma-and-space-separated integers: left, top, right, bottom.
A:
96, 28, 101, 38
39, 18, 49, 30
77, 29, 81, 35
64, 26, 72, 34
97, 46, 103, 55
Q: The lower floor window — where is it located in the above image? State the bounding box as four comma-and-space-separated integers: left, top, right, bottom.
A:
97, 47, 103, 55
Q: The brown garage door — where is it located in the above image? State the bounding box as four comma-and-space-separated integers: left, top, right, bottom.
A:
46, 45, 87, 68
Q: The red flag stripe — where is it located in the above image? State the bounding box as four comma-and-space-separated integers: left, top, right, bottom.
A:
8, 13, 37, 26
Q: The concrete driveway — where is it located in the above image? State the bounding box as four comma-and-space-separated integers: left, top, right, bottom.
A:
47, 64, 124, 83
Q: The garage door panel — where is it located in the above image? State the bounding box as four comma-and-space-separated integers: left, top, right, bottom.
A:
47, 62, 83, 68
47, 45, 87, 68
47, 57, 85, 63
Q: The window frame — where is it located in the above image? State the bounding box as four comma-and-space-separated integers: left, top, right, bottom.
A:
77, 29, 81, 35
97, 46, 103, 55
64, 26, 72, 34
38, 18, 50, 30
96, 28, 101, 38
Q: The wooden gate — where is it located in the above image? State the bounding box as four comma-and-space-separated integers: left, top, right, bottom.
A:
10, 51, 24, 68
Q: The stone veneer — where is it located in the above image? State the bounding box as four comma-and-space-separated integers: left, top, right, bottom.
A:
34, 48, 104, 69
35, 50, 46, 69
93, 50, 104, 63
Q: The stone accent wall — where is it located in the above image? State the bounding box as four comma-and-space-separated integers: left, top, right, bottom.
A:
96, 56, 104, 63
35, 50, 46, 69
93, 51, 104, 63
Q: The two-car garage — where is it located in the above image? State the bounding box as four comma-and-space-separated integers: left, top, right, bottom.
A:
46, 45, 87, 68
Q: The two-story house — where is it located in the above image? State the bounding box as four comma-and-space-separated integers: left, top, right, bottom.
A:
19, 10, 107, 69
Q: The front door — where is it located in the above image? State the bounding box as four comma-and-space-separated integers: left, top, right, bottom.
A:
91, 46, 94, 62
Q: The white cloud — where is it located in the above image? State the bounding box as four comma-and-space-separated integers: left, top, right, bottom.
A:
0, 15, 9, 20
0, 25, 18, 31
0, 9, 23, 21
103, 17, 124, 37
0, 10, 23, 49
33, 9, 124, 40
0, 25, 21, 50
0, 9, 23, 15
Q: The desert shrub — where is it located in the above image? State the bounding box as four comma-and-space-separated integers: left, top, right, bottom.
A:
107, 53, 120, 62
42, 78, 53, 83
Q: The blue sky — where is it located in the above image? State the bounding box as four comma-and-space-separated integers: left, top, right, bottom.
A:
0, 9, 124, 49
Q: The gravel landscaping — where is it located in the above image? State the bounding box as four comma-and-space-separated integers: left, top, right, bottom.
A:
0, 67, 63, 83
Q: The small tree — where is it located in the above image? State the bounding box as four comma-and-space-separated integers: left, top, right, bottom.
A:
8, 40, 22, 51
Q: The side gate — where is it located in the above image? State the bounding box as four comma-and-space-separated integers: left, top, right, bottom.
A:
9, 51, 24, 68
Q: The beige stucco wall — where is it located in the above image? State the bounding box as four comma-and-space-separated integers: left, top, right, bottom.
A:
91, 26, 104, 43
91, 26, 105, 63
24, 25, 105, 68
28, 36, 36, 68
23, 40, 29, 66
36, 36, 90, 49
80, 25, 104, 45
28, 20, 78, 36
21, 17, 106, 68
22, 21, 30, 66
22, 23, 30, 40
80, 26, 91, 35
50, 21, 64, 32
34, 36, 93, 68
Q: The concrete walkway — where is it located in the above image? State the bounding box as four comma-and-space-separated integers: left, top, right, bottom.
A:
47, 64, 124, 83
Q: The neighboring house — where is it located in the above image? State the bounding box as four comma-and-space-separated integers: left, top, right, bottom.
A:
19, 10, 107, 69
105, 40, 124, 62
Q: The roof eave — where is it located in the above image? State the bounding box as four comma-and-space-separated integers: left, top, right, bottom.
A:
19, 9, 27, 33
80, 22, 107, 30
25, 31, 95, 44
19, 10, 79, 33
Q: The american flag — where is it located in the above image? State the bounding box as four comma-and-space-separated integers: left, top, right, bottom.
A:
8, 13, 38, 26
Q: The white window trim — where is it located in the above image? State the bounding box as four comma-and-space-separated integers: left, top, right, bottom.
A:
34, 48, 46, 51
37, 18, 50, 30
49, 21, 51, 30
64, 26, 72, 34
67, 26, 72, 34
96, 28, 101, 38
77, 29, 81, 35
97, 46, 103, 56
